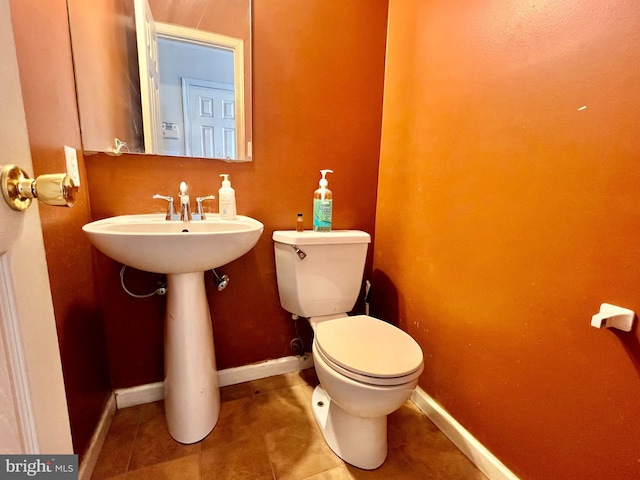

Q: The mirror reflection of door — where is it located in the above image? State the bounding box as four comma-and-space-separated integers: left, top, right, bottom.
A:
134, 0, 245, 159
182, 78, 236, 159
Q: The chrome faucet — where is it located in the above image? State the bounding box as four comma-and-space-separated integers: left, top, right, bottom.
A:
153, 182, 216, 221
178, 181, 192, 221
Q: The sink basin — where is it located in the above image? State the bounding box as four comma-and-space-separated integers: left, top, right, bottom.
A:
82, 213, 264, 274
82, 213, 264, 444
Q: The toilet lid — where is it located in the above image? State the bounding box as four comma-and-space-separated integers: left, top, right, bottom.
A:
315, 315, 424, 386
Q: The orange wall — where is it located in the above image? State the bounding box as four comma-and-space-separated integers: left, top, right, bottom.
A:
85, 0, 388, 388
376, 0, 640, 478
9, 0, 111, 458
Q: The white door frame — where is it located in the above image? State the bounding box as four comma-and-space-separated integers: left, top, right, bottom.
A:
0, 0, 73, 454
134, 0, 162, 154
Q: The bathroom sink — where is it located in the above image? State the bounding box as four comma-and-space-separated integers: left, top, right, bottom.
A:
82, 213, 264, 274
82, 212, 264, 444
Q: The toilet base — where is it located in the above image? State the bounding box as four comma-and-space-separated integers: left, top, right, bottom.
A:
311, 385, 387, 470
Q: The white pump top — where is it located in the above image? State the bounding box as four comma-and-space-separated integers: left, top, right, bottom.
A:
318, 169, 333, 187
220, 174, 232, 188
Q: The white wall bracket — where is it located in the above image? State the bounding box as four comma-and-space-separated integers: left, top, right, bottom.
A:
591, 303, 635, 332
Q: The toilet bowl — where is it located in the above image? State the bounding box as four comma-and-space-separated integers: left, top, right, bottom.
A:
272, 230, 424, 470
309, 314, 423, 469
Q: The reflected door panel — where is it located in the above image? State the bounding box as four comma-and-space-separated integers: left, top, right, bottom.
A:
184, 81, 236, 159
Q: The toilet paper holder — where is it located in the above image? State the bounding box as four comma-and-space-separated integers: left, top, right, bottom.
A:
591, 303, 635, 332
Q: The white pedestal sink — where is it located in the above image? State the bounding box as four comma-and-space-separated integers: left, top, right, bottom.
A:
82, 213, 264, 443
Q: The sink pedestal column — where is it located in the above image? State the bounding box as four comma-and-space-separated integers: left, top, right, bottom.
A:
164, 272, 219, 444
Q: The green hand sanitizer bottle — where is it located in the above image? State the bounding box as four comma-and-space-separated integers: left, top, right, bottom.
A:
313, 169, 333, 232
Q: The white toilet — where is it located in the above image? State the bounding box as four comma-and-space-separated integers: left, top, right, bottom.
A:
273, 230, 424, 470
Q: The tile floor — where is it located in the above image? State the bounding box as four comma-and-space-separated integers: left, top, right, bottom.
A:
91, 368, 487, 480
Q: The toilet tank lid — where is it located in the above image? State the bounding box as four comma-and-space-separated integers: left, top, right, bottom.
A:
272, 230, 371, 245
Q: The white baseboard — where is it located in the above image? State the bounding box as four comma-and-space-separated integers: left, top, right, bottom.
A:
78, 393, 116, 480
114, 381, 164, 409
411, 387, 519, 480
113, 354, 314, 409
218, 353, 313, 386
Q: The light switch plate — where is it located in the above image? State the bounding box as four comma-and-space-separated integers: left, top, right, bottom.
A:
64, 145, 81, 186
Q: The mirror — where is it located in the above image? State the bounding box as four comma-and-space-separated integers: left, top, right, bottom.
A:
67, 0, 252, 162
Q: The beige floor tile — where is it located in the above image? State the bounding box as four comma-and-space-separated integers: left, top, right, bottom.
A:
220, 381, 253, 402
250, 371, 303, 394
125, 454, 200, 480
301, 466, 352, 480
399, 429, 488, 479
387, 400, 440, 448
137, 400, 165, 422
201, 396, 261, 449
201, 437, 274, 480
342, 446, 420, 479
255, 384, 316, 433
90, 370, 488, 480
265, 423, 342, 480
108, 404, 143, 433
90, 430, 136, 480
90, 408, 140, 480
127, 409, 200, 470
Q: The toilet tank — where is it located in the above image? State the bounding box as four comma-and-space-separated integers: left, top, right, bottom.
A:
272, 230, 371, 318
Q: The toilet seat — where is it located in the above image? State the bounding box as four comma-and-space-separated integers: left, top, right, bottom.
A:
314, 315, 424, 386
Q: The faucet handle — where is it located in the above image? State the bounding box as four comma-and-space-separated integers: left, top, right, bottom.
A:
194, 195, 216, 220
153, 194, 179, 220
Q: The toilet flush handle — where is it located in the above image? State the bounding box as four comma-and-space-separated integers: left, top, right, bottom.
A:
292, 245, 306, 260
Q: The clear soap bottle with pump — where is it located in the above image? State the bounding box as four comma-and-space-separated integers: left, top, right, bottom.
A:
313, 169, 333, 232
218, 174, 236, 220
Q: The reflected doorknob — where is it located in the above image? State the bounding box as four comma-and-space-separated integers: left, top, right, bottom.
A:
1, 164, 77, 211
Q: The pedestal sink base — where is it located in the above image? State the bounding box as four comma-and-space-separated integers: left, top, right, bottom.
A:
164, 272, 220, 444
82, 213, 265, 442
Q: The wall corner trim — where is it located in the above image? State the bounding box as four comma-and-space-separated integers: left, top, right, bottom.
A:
411, 387, 519, 480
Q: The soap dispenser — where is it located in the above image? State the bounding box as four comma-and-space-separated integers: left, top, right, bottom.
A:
313, 169, 333, 232
218, 174, 237, 220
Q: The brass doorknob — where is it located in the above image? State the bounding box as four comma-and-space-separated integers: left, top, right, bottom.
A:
1, 164, 77, 211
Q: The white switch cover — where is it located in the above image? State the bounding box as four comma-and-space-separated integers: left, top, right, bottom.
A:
64, 145, 81, 186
